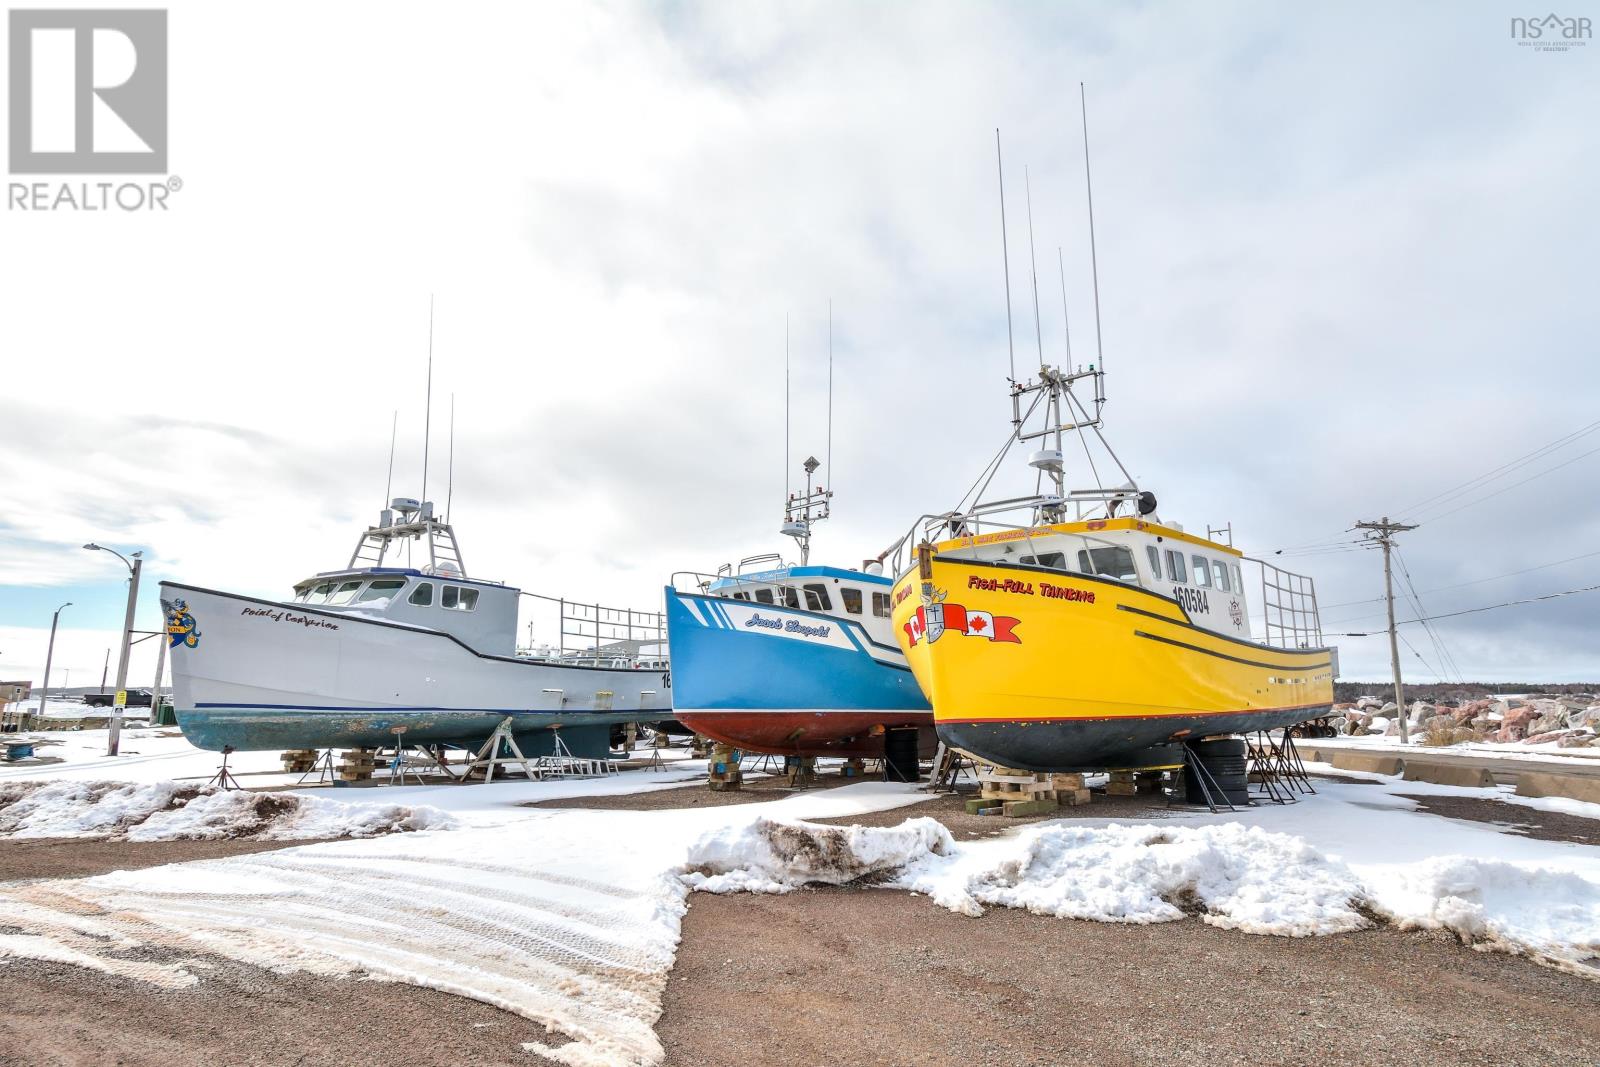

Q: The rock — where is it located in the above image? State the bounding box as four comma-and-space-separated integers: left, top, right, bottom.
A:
1523, 729, 1580, 746
1558, 731, 1597, 749
1496, 706, 1540, 743
1558, 695, 1593, 712
1357, 695, 1383, 711
1528, 712, 1569, 735
1380, 701, 1398, 715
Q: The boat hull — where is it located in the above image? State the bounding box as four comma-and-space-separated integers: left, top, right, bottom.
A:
664, 586, 931, 757
161, 582, 674, 752
891, 557, 1334, 772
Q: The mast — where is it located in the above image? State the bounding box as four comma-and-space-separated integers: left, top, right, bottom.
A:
421, 295, 435, 508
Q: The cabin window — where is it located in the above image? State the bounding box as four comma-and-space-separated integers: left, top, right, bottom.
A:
1212, 561, 1231, 591
1192, 556, 1212, 587
754, 588, 774, 604
1165, 550, 1187, 584
731, 591, 749, 601
1232, 564, 1244, 595
1020, 552, 1068, 570
780, 587, 800, 609
307, 582, 336, 603
329, 580, 365, 605
408, 582, 433, 606
1077, 547, 1137, 582
803, 583, 832, 612
357, 579, 406, 603
1146, 546, 1162, 581
441, 586, 480, 611
841, 587, 863, 615
872, 592, 891, 618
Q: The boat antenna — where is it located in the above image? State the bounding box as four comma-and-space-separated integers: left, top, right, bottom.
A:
383, 409, 397, 506
421, 294, 435, 508
1024, 165, 1044, 369
1057, 247, 1073, 363
446, 392, 455, 523
995, 129, 1016, 386
1080, 83, 1105, 392
784, 313, 791, 502
826, 300, 834, 493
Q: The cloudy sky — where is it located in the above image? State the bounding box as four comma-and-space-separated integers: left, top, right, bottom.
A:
2, 0, 1596, 690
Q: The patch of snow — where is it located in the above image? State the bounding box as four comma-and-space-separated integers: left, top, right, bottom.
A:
682, 816, 953, 894
0, 779, 454, 841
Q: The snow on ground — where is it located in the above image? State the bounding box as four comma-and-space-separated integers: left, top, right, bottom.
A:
1311, 732, 1600, 765
0, 780, 930, 1067
0, 778, 453, 841
683, 774, 1600, 980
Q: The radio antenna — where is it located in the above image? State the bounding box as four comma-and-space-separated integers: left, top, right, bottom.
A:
784, 314, 791, 500
383, 410, 397, 505
1057, 246, 1073, 362
995, 129, 1016, 384
826, 300, 834, 492
1024, 165, 1044, 369
1080, 83, 1105, 383
446, 392, 456, 522
421, 295, 435, 507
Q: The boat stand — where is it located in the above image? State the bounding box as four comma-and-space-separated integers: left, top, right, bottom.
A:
925, 742, 975, 792
458, 716, 543, 784
206, 745, 243, 792
1171, 742, 1237, 814
295, 748, 337, 787
1246, 730, 1315, 804
534, 726, 619, 779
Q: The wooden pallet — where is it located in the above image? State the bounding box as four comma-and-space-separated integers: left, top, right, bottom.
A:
337, 748, 379, 781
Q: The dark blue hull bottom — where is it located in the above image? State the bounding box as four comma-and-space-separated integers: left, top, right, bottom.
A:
938, 705, 1332, 773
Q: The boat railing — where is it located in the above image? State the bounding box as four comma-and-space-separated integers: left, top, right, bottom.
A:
1243, 557, 1325, 650
882, 507, 1127, 578
518, 590, 668, 666
671, 570, 797, 602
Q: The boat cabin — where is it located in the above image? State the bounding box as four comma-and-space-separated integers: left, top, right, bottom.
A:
288, 568, 521, 656
706, 556, 898, 644
933, 516, 1253, 640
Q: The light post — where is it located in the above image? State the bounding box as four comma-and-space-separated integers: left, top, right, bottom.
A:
84, 543, 142, 756
36, 602, 72, 720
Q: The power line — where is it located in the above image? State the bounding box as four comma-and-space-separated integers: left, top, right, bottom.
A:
1396, 417, 1600, 521
1320, 546, 1600, 612
1332, 581, 1600, 634
1395, 548, 1464, 685
1406, 441, 1600, 525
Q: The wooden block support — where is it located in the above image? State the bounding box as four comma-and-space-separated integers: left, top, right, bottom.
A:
708, 742, 742, 791
965, 798, 1002, 815
1002, 798, 1060, 818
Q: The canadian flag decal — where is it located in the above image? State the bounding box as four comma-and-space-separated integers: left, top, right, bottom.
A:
904, 603, 1021, 647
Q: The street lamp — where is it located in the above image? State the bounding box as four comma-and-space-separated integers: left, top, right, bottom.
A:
84, 543, 143, 756
37, 602, 72, 719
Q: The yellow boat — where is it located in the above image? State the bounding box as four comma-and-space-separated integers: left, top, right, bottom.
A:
885, 367, 1336, 773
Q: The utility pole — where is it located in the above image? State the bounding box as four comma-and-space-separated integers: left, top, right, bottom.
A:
37, 602, 72, 718
1355, 517, 1418, 743
84, 543, 143, 756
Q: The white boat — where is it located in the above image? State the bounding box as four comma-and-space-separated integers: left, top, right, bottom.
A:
162, 497, 672, 755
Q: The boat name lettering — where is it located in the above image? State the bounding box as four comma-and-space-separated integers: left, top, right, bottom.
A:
893, 584, 915, 605
1039, 582, 1095, 604
1174, 587, 1210, 615
743, 612, 832, 639
967, 575, 1034, 595
240, 606, 341, 631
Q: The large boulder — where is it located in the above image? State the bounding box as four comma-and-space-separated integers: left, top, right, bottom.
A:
1357, 695, 1383, 711
1524, 729, 1582, 747
1496, 706, 1540, 743
1558, 731, 1598, 749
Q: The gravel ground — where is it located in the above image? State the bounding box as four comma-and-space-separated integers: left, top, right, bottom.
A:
1394, 792, 1600, 845
657, 888, 1600, 1067
523, 771, 867, 811
0, 956, 551, 1067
